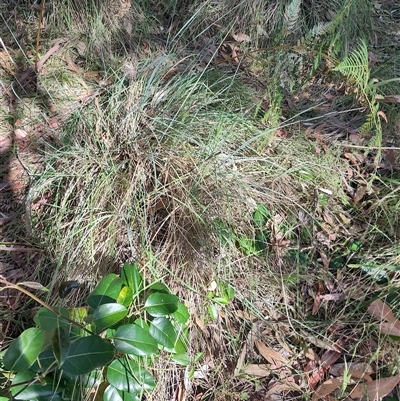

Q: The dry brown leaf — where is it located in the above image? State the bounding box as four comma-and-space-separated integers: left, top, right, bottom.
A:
321, 350, 341, 367
312, 378, 343, 401
379, 322, 400, 337
266, 381, 302, 396
353, 184, 367, 203
232, 32, 251, 43
330, 362, 374, 378
368, 299, 397, 324
345, 369, 373, 382
320, 293, 343, 302
255, 340, 289, 368
243, 364, 270, 377
377, 110, 388, 123
308, 367, 325, 390
305, 348, 320, 362
234, 343, 247, 376
377, 95, 400, 103
350, 374, 400, 400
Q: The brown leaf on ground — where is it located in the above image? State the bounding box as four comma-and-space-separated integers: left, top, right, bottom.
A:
349, 374, 400, 400
321, 350, 341, 367
266, 380, 302, 397
0, 135, 12, 153
379, 322, 400, 337
353, 183, 367, 204
255, 340, 289, 368
330, 362, 374, 378
367, 299, 397, 324
243, 364, 271, 377
312, 378, 343, 401
232, 32, 251, 43
308, 367, 326, 390
377, 95, 400, 104
234, 343, 247, 376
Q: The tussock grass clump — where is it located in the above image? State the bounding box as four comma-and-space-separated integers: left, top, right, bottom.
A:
2, 0, 400, 400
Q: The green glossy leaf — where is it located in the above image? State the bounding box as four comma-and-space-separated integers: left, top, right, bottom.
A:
59, 280, 81, 298
150, 282, 169, 293
11, 370, 61, 400
171, 337, 187, 354
69, 306, 88, 322
62, 336, 115, 375
93, 303, 128, 332
34, 307, 69, 331
104, 385, 141, 401
171, 353, 190, 366
121, 263, 143, 295
171, 301, 190, 324
253, 203, 270, 228
212, 297, 230, 305
113, 324, 159, 356
117, 285, 134, 307
208, 304, 218, 321
87, 274, 122, 309
3, 328, 44, 371
144, 293, 179, 317
107, 358, 155, 393
52, 326, 70, 366
221, 284, 235, 302
134, 318, 150, 330
149, 317, 177, 349
30, 347, 57, 373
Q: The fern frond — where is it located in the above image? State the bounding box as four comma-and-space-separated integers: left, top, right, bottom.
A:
285, 0, 301, 33
334, 40, 369, 94
308, 22, 331, 38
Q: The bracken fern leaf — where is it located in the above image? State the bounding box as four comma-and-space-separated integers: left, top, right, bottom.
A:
285, 0, 302, 33
334, 40, 370, 94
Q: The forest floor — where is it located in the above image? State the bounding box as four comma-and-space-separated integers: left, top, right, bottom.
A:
1, 1, 400, 400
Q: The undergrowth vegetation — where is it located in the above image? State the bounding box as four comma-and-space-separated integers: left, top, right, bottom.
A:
1, 0, 400, 400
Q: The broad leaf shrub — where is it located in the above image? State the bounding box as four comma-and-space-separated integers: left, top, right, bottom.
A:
0, 263, 190, 401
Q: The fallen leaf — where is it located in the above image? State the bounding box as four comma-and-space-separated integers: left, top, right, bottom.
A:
379, 322, 400, 337
234, 343, 247, 376
232, 32, 251, 42
305, 348, 320, 362
349, 374, 400, 400
368, 299, 397, 324
0, 135, 12, 153
255, 340, 289, 368
330, 362, 374, 378
243, 364, 270, 377
308, 367, 325, 390
312, 378, 343, 401
377, 110, 388, 123
321, 350, 341, 367
353, 184, 367, 204
266, 381, 302, 396
320, 293, 343, 302
14, 129, 27, 139
377, 95, 400, 104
